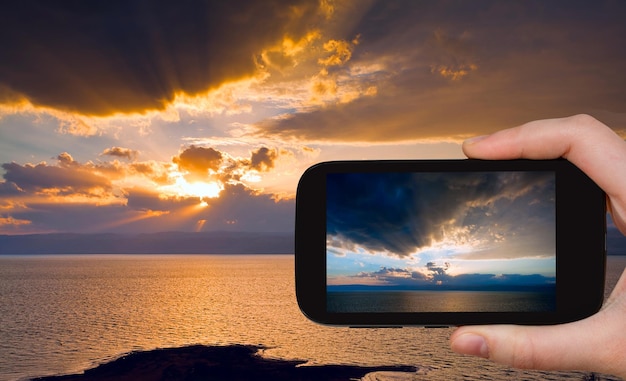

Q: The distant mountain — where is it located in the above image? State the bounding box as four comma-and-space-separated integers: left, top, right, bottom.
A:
0, 231, 294, 255
2, 226, 625, 255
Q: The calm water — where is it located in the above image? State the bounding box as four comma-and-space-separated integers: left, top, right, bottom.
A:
328, 290, 556, 313
0, 254, 624, 381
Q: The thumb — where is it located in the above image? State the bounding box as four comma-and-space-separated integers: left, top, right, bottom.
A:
450, 314, 624, 376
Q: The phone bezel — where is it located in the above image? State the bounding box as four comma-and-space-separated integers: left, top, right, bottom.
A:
295, 159, 606, 326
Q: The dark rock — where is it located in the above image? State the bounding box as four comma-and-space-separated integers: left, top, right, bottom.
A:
31, 344, 417, 381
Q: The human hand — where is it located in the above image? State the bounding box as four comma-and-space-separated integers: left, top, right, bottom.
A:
450, 114, 626, 378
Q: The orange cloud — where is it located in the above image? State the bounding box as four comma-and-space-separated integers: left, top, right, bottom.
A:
318, 36, 359, 67
129, 161, 173, 185
173, 146, 223, 181
431, 63, 478, 81
0, 215, 31, 227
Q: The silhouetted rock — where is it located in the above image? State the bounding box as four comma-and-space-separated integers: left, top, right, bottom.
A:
30, 344, 417, 381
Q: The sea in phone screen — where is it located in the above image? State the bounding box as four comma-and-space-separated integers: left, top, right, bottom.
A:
326, 171, 556, 313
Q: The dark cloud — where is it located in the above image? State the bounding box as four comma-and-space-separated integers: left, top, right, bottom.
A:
349, 267, 412, 284
3, 202, 135, 234
257, 0, 626, 142
348, 265, 555, 290
1, 161, 112, 196
0, 181, 24, 196
0, 153, 134, 202
426, 261, 451, 279
249, 147, 278, 171
102, 147, 139, 161
126, 188, 199, 213
356, 267, 429, 282
173, 146, 223, 180
0, 0, 325, 115
327, 171, 555, 258
199, 183, 294, 232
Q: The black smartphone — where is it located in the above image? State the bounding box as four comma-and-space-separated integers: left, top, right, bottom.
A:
295, 159, 606, 327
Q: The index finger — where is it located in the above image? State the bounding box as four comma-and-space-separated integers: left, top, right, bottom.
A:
462, 114, 626, 231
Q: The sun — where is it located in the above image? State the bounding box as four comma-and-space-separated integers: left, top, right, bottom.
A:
160, 173, 223, 199
179, 180, 223, 199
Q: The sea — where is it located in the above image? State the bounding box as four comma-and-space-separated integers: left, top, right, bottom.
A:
327, 290, 556, 313
1, 254, 624, 381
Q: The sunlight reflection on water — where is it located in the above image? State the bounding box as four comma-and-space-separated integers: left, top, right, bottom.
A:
0, 255, 624, 381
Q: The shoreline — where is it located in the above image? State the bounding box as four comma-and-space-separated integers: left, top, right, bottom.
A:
29, 344, 417, 381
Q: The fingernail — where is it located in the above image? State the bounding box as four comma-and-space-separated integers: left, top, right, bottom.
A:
464, 135, 488, 145
451, 333, 489, 359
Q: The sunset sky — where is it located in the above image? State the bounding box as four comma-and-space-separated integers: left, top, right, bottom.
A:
1, 1, 625, 235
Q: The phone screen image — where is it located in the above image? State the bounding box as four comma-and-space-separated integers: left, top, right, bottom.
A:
326, 171, 557, 314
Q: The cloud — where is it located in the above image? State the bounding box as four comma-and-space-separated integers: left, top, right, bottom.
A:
173, 146, 223, 181
56, 152, 76, 167
0, 0, 327, 116
0, 151, 169, 209
338, 264, 555, 290
125, 161, 173, 186
318, 37, 359, 67
102, 147, 139, 161
0, 215, 31, 229
1, 160, 113, 197
198, 183, 294, 231
118, 183, 295, 232
426, 261, 451, 277
0, 145, 295, 234
255, 1, 626, 142
1, 1, 625, 143
0, 181, 23, 196
2, 1, 624, 238
345, 267, 428, 286
126, 188, 199, 213
249, 147, 279, 171
0, 180, 294, 235
326, 171, 555, 259
172, 144, 296, 185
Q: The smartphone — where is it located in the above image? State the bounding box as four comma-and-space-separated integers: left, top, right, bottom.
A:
295, 159, 606, 327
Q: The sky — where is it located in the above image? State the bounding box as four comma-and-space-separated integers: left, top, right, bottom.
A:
1, 0, 625, 235
326, 171, 557, 287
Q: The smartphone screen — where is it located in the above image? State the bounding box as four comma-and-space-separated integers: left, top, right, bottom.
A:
326, 171, 556, 313
295, 160, 606, 326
